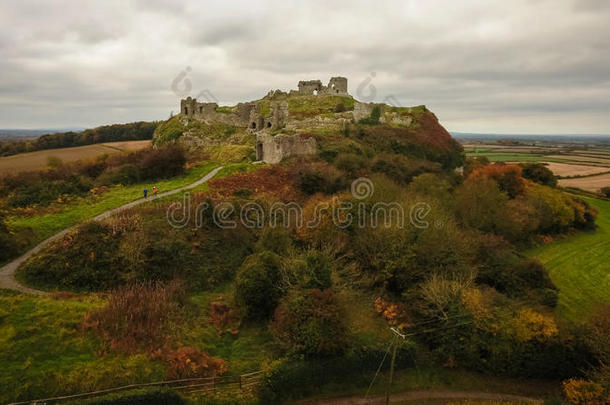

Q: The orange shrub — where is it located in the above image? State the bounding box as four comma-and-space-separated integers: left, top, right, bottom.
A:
374, 297, 408, 327
469, 164, 525, 198
562, 378, 608, 405
163, 346, 227, 379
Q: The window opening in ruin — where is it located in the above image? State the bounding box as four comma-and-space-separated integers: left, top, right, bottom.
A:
256, 142, 264, 160
251, 122, 256, 129
267, 122, 272, 128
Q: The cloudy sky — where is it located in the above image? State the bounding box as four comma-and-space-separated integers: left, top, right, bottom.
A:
1, 0, 609, 134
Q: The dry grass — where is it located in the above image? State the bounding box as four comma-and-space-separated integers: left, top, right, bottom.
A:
83, 280, 186, 353
543, 162, 610, 177
559, 172, 610, 193
0, 140, 151, 174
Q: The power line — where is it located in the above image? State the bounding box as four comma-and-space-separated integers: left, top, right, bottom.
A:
364, 337, 395, 401
377, 320, 474, 405
400, 313, 471, 330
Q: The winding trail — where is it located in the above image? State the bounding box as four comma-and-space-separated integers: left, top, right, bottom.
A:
294, 389, 543, 404
0, 166, 224, 295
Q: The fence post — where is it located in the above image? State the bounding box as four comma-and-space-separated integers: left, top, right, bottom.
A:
213, 376, 216, 395
239, 375, 242, 393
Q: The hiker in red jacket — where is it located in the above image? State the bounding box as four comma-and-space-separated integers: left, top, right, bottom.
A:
152, 186, 157, 197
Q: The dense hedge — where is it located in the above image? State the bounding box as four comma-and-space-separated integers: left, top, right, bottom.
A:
258, 345, 416, 404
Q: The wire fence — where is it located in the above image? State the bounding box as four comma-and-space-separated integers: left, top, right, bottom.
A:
8, 370, 264, 405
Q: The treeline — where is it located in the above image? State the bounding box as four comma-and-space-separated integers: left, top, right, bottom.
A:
0, 121, 158, 157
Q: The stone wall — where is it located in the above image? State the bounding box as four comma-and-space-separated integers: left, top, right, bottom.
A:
255, 133, 317, 164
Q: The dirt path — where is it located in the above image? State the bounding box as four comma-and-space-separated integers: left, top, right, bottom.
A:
294, 390, 543, 404
0, 166, 224, 295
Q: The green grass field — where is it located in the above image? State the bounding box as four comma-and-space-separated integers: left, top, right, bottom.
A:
464, 150, 571, 163
0, 283, 273, 404
7, 162, 220, 251
528, 197, 610, 322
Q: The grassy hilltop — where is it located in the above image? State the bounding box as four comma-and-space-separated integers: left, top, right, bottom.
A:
0, 94, 609, 404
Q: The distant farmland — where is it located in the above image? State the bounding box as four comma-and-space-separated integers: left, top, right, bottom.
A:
0, 140, 151, 174
463, 143, 610, 193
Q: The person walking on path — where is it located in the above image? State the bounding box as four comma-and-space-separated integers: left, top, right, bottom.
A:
152, 186, 157, 197
143, 188, 148, 199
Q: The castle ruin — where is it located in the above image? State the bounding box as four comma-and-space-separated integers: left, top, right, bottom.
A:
294, 77, 348, 96
179, 77, 350, 163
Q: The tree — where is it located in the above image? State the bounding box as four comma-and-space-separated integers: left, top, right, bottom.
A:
521, 163, 557, 187
234, 251, 283, 320
463, 156, 490, 177
455, 177, 509, 234
469, 164, 525, 198
270, 289, 347, 356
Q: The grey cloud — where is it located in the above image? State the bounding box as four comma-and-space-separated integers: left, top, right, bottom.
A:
0, 0, 608, 133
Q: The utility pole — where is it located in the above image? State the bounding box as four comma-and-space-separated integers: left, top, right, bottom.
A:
385, 327, 406, 405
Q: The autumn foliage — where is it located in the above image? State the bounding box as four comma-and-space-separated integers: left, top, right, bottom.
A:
163, 346, 227, 379
374, 297, 408, 327
563, 378, 608, 405
208, 166, 301, 201
468, 164, 525, 198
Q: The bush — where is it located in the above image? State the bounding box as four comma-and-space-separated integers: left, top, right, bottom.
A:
463, 156, 490, 177
21, 221, 121, 290
83, 280, 186, 353
602, 187, 610, 198
255, 227, 292, 255
526, 184, 577, 233
270, 289, 346, 356
6, 173, 92, 207
372, 154, 441, 185
477, 252, 557, 304
335, 153, 368, 176
259, 347, 416, 403
521, 163, 557, 187
318, 148, 338, 162
469, 164, 525, 198
0, 215, 20, 262
97, 164, 141, 186
234, 251, 283, 320
297, 163, 345, 195
303, 250, 332, 289
139, 144, 186, 180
